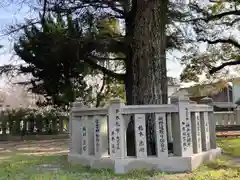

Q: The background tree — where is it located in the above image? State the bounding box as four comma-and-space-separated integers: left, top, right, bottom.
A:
11, 13, 93, 109
5, 0, 186, 105
3, 13, 126, 109
180, 1, 240, 82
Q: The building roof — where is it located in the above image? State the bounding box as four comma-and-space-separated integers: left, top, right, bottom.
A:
231, 77, 240, 84
172, 80, 231, 97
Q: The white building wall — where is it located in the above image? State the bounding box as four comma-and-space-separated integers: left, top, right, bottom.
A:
232, 83, 240, 103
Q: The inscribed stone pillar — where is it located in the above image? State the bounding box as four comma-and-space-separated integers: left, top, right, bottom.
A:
108, 99, 126, 159
171, 96, 193, 157
199, 97, 216, 149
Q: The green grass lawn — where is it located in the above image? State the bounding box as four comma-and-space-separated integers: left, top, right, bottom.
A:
0, 138, 240, 180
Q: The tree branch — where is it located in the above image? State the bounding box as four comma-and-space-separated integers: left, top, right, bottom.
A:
104, 1, 125, 16
85, 56, 125, 80
1, 20, 39, 36
41, 0, 47, 25
198, 38, 240, 49
95, 73, 106, 107
209, 59, 240, 74
49, 0, 125, 17
186, 3, 240, 23
91, 56, 126, 61
0, 64, 19, 76
204, 10, 240, 22
223, 17, 240, 26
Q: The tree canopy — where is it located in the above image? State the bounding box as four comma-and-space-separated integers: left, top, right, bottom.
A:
1, 12, 126, 108
1, 0, 188, 107
180, 1, 240, 82
4, 1, 240, 105
12, 14, 92, 108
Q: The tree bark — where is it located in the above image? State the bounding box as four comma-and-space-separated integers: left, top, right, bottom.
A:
131, 0, 168, 105
124, 0, 168, 156
124, 3, 136, 156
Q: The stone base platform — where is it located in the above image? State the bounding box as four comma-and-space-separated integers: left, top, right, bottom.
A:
68, 148, 221, 174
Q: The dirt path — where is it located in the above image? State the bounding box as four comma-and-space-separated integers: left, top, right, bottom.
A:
1, 138, 240, 165
223, 154, 240, 167
216, 131, 240, 137
0, 139, 69, 156
230, 158, 240, 167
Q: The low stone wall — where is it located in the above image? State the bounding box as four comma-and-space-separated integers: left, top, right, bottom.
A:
0, 133, 69, 141
214, 108, 240, 126
69, 97, 221, 174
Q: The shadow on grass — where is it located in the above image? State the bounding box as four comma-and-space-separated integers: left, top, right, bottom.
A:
205, 159, 238, 170
0, 154, 166, 179
56, 155, 163, 178
1, 153, 239, 179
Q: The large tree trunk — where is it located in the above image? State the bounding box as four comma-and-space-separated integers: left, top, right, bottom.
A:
125, 0, 168, 156
131, 0, 168, 105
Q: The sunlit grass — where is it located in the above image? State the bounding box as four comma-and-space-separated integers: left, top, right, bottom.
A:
0, 138, 239, 179
217, 138, 240, 157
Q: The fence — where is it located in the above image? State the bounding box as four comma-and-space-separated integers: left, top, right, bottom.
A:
0, 109, 68, 138
215, 112, 236, 126
68, 97, 221, 174
214, 107, 240, 131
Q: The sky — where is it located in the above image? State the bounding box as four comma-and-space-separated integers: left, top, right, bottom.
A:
0, 1, 36, 62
